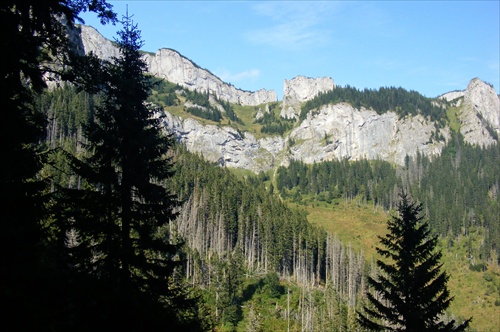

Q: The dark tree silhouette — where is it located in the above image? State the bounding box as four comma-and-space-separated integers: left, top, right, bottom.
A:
358, 193, 472, 331
56, 11, 204, 329
0, 1, 114, 329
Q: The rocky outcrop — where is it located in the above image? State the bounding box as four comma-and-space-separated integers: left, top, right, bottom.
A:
255, 104, 270, 121
440, 78, 499, 146
161, 112, 285, 172
288, 103, 449, 165
281, 76, 335, 119
144, 48, 277, 106
439, 90, 465, 103
78, 25, 120, 60
77, 25, 277, 106
73, 25, 499, 172
159, 102, 450, 171
459, 78, 500, 146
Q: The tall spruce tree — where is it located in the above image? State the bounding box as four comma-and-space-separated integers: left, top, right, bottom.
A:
56, 11, 204, 329
358, 193, 471, 331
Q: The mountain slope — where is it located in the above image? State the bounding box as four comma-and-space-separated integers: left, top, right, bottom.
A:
73, 24, 499, 172
74, 25, 277, 106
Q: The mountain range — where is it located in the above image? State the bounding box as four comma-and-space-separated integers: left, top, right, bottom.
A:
72, 24, 500, 172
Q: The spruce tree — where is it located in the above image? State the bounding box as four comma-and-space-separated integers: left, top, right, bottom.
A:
357, 193, 471, 331
55, 11, 204, 329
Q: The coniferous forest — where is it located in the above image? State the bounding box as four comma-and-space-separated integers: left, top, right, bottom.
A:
2, 1, 499, 331
275, 139, 500, 264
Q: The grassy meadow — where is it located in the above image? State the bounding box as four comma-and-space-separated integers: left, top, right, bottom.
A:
304, 198, 500, 332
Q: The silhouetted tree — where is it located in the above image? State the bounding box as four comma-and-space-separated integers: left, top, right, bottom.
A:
358, 193, 471, 331
0, 1, 114, 329
56, 11, 204, 329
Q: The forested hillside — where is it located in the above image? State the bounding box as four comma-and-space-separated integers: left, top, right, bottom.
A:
37, 80, 497, 330
299, 85, 447, 124
4, 2, 498, 331
38, 84, 369, 330
275, 137, 500, 264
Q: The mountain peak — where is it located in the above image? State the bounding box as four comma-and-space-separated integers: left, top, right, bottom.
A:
71, 24, 498, 172
75, 25, 277, 106
281, 76, 335, 119
461, 78, 500, 145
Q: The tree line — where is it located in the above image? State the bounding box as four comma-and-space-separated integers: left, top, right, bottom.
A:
299, 85, 447, 125
168, 149, 367, 328
276, 158, 401, 208
2, 2, 206, 329
38, 83, 369, 329
147, 78, 244, 124
275, 135, 500, 264
3, 1, 478, 330
254, 101, 295, 135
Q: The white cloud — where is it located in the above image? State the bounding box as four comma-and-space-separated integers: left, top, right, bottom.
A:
488, 60, 499, 71
246, 22, 329, 50
245, 2, 339, 50
216, 68, 261, 83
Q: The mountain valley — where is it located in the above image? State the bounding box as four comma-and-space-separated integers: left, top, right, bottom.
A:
38, 23, 500, 331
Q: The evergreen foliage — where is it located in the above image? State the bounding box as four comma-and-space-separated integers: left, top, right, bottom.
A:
276, 158, 401, 207
184, 89, 223, 122
36, 83, 496, 329
254, 101, 295, 135
407, 136, 500, 263
358, 194, 472, 331
275, 136, 500, 262
52, 13, 204, 329
221, 99, 244, 124
181, 88, 243, 124
0, 0, 114, 329
300, 85, 446, 125
5, 2, 492, 327
168, 148, 368, 329
185, 104, 222, 122
148, 77, 181, 106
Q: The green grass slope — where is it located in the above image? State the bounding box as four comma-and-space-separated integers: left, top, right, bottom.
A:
304, 198, 500, 332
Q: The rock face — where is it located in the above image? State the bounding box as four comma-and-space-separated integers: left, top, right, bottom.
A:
161, 101, 451, 171
161, 112, 285, 172
77, 25, 277, 106
281, 76, 335, 119
144, 48, 277, 106
439, 90, 465, 103
77, 25, 120, 60
160, 76, 497, 171
440, 78, 499, 146
72, 25, 499, 172
460, 78, 500, 146
288, 103, 449, 165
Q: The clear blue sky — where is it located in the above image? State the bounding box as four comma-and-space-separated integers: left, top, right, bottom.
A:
79, 1, 499, 99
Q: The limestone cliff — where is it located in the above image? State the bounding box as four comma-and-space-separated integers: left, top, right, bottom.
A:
161, 100, 451, 171
460, 78, 499, 146
280, 76, 335, 119
440, 78, 499, 146
78, 25, 120, 60
161, 77, 498, 172
72, 25, 499, 172
161, 112, 285, 172
77, 25, 277, 106
144, 48, 277, 106
288, 103, 449, 165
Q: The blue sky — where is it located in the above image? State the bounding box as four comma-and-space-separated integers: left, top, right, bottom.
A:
79, 1, 499, 99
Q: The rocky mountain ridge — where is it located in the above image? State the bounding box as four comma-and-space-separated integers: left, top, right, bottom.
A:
440, 78, 500, 146
73, 24, 499, 172
76, 25, 277, 106
281, 76, 335, 119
